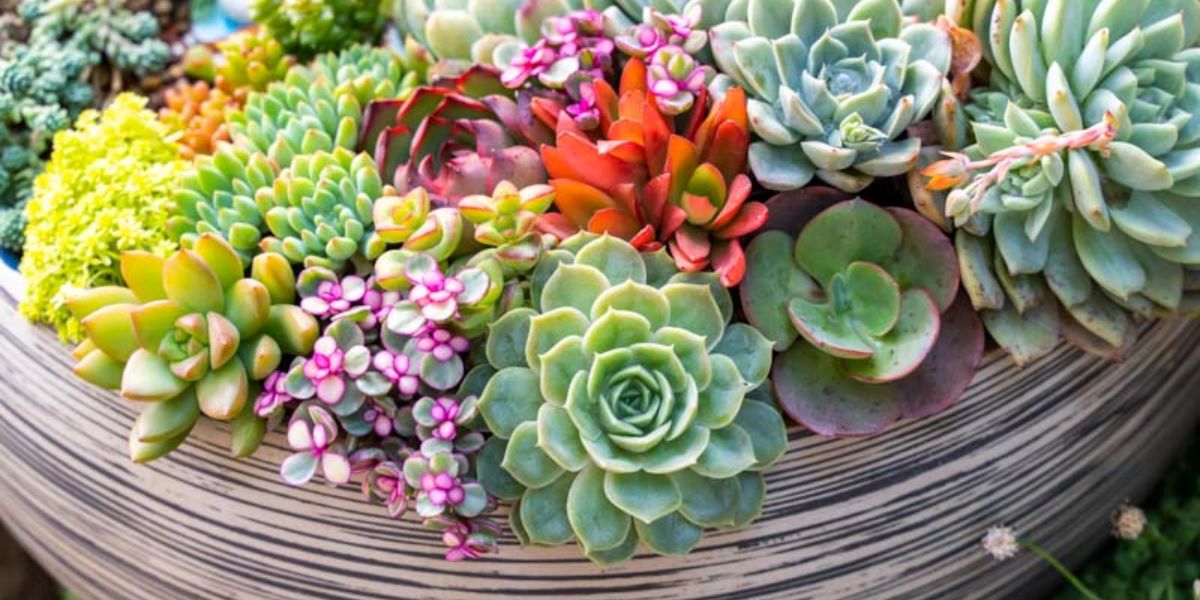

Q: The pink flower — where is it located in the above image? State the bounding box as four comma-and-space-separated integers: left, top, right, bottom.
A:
253, 370, 293, 417
415, 327, 470, 362
372, 350, 420, 396
420, 471, 466, 509
428, 397, 461, 441
300, 275, 367, 318
501, 42, 557, 88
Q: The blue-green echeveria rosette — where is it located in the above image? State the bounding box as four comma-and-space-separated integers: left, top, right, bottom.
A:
709, 0, 952, 193
474, 234, 787, 564
742, 194, 984, 437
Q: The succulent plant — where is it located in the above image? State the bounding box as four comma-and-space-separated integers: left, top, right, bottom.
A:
281, 402, 353, 485
742, 193, 983, 436
708, 0, 952, 192
256, 147, 394, 270
0, 134, 40, 252
250, 0, 389, 58
474, 233, 787, 564
19, 94, 184, 341
538, 60, 766, 286
917, 0, 1200, 363
371, 187, 468, 261
168, 47, 418, 264
459, 180, 556, 273
65, 233, 320, 463
214, 27, 296, 102
158, 80, 237, 160
492, 8, 616, 92
359, 66, 551, 205
393, 0, 594, 65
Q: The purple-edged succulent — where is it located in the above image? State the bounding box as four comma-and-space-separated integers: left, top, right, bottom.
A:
284, 320, 377, 418
281, 403, 352, 486
404, 440, 489, 519
297, 269, 368, 319
742, 191, 984, 436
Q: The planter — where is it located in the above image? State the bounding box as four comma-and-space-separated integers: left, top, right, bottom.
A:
1, 274, 1199, 600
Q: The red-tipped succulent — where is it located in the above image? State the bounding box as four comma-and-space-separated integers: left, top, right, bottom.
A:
535, 60, 766, 287
359, 66, 552, 205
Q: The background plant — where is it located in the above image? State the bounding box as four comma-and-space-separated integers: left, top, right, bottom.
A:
251, 0, 389, 59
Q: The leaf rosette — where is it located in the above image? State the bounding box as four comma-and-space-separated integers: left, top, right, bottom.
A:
475, 234, 786, 563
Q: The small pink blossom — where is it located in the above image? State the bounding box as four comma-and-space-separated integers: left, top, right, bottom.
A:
501, 42, 557, 88
428, 397, 462, 441
300, 275, 366, 318
420, 470, 466, 509
416, 327, 470, 362
361, 280, 401, 329
362, 401, 395, 437
304, 336, 346, 404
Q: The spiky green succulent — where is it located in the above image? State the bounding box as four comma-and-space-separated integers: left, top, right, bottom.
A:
708, 0, 952, 192
920, 0, 1200, 363
250, 0, 389, 58
474, 233, 787, 564
168, 46, 418, 265
256, 148, 393, 270
66, 233, 320, 463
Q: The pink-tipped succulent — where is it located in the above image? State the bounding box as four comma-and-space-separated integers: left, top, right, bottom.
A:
253, 370, 294, 418
412, 395, 479, 443
459, 180, 556, 272
285, 320, 375, 416
501, 42, 558, 88
280, 403, 351, 486
365, 461, 411, 518
372, 187, 467, 263
297, 270, 368, 319
362, 400, 396, 437
361, 279, 402, 329
372, 350, 421, 396
439, 518, 502, 562
415, 327, 470, 362
497, 10, 614, 90
404, 446, 488, 519
385, 254, 491, 335
647, 46, 713, 116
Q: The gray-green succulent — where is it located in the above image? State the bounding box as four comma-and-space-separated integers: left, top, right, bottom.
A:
474, 233, 787, 564
709, 0, 952, 192
916, 0, 1200, 363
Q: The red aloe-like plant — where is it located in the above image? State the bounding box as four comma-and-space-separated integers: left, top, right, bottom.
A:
359, 66, 552, 205
536, 60, 766, 286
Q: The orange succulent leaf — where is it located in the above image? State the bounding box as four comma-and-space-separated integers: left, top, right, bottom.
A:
588, 207, 646, 240
714, 201, 768, 240
595, 79, 620, 132
620, 59, 648, 96
707, 120, 750, 182
660, 204, 688, 241
611, 183, 643, 223
597, 139, 645, 165
642, 94, 672, 175
629, 224, 658, 250
681, 192, 720, 226
668, 225, 712, 270
553, 131, 643, 192
540, 145, 585, 181
549, 178, 617, 228
643, 173, 672, 227
710, 174, 753, 230
535, 212, 580, 241
608, 119, 646, 147
665, 135, 701, 204
530, 96, 565, 132
618, 89, 647, 123
682, 164, 727, 224
711, 239, 746, 287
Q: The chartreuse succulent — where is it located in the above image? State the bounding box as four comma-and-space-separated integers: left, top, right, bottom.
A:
919, 0, 1200, 363
742, 196, 983, 436
475, 234, 787, 564
213, 27, 296, 101
19, 94, 184, 341
708, 0, 952, 192
250, 0, 389, 58
65, 233, 320, 463
168, 46, 418, 264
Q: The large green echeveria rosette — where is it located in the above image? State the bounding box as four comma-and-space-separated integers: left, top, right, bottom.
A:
709, 0, 952, 193
474, 234, 787, 564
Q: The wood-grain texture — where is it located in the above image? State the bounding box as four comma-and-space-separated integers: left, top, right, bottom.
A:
1, 282, 1198, 600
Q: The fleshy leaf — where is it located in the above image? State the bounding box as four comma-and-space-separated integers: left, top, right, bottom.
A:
568, 464, 633, 552
478, 367, 544, 439
502, 421, 565, 488
604, 471, 682, 524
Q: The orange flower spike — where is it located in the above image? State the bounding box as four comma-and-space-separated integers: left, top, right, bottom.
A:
920, 159, 969, 191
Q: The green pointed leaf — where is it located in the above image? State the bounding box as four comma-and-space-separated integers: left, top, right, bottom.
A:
582, 310, 652, 355
584, 524, 639, 565
82, 303, 139, 362
574, 235, 646, 285
135, 390, 200, 443
590, 281, 671, 330
672, 469, 739, 528
711, 324, 774, 388
540, 263, 610, 315
1073, 212, 1147, 300
477, 437, 526, 500
196, 360, 248, 421
641, 425, 711, 474
732, 398, 788, 469
486, 308, 534, 369
692, 423, 756, 479
537, 404, 589, 472
634, 512, 703, 556
121, 349, 189, 402
526, 307, 590, 371
663, 283, 725, 350
652, 327, 712, 391
503, 421, 565, 488
540, 336, 590, 406
696, 354, 746, 430
164, 249, 224, 314
731, 471, 767, 528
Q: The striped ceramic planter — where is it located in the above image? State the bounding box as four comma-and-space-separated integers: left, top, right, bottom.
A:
1, 272, 1198, 600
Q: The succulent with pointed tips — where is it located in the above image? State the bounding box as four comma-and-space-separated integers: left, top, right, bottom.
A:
708, 0, 952, 192
742, 194, 983, 436
66, 233, 320, 462
460, 180, 556, 273
158, 80, 237, 160
359, 66, 551, 205
916, 0, 1200, 363
475, 234, 787, 564
537, 60, 766, 286
213, 27, 295, 101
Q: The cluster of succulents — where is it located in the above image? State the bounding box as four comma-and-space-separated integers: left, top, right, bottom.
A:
16, 0, 1200, 571
250, 0, 389, 58
917, 0, 1200, 363
18, 94, 185, 341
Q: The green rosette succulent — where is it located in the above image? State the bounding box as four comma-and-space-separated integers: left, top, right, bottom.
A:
474, 233, 787, 564
918, 0, 1200, 363
250, 0, 389, 58
168, 46, 418, 264
708, 0, 952, 192
256, 148, 393, 270
65, 233, 320, 463
742, 193, 983, 436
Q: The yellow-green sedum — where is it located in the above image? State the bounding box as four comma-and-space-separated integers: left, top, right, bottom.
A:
18, 94, 185, 342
